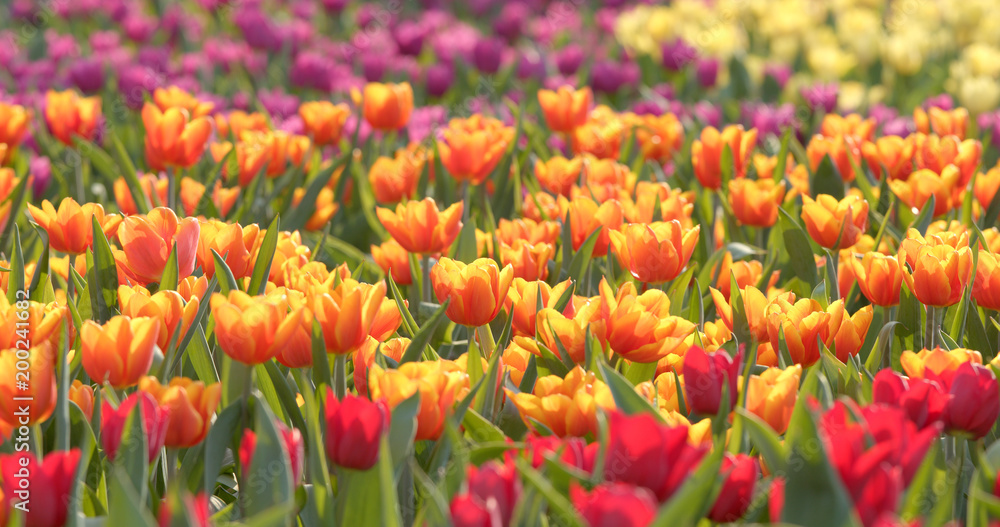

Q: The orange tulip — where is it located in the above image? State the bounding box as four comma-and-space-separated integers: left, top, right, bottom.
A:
900, 227, 969, 256
118, 285, 199, 350
210, 140, 269, 186
975, 166, 1000, 220
826, 301, 874, 362
249, 130, 311, 178
600, 287, 696, 363
438, 115, 514, 185
376, 198, 463, 254
369, 294, 404, 342
506, 366, 615, 438
522, 191, 564, 222
535, 156, 583, 196
153, 86, 215, 118
800, 194, 869, 249
899, 243, 973, 307
178, 275, 210, 303
625, 112, 684, 163
0, 343, 57, 426
900, 347, 981, 380
502, 338, 533, 386
68, 380, 95, 421
81, 316, 160, 388
496, 218, 561, 247
196, 219, 260, 279
499, 240, 554, 281
0, 102, 29, 149
618, 181, 695, 226
114, 174, 169, 215
27, 198, 121, 255
504, 278, 575, 337
766, 297, 830, 367
914, 107, 968, 139
44, 90, 101, 145
368, 360, 470, 440
0, 298, 68, 351
372, 239, 413, 286
710, 285, 780, 342
566, 196, 624, 258
299, 101, 350, 146
538, 86, 591, 133
312, 279, 388, 354
581, 157, 634, 203
571, 105, 626, 159
353, 336, 409, 397
861, 135, 915, 181
214, 110, 269, 139
849, 252, 903, 306
536, 302, 600, 364
745, 364, 801, 434
292, 187, 339, 231
431, 257, 514, 327
973, 250, 1000, 311
0, 169, 17, 233
914, 134, 980, 187
210, 291, 299, 365
820, 113, 875, 142
139, 376, 221, 447
728, 178, 785, 227
355, 82, 413, 130
806, 133, 864, 182
889, 166, 960, 217
117, 207, 200, 284
142, 103, 213, 169
714, 252, 779, 301
368, 151, 422, 203
691, 125, 757, 189
609, 221, 699, 284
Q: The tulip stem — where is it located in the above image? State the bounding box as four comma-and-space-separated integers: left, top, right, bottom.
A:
167, 166, 176, 212
925, 305, 940, 349
422, 254, 432, 306
461, 181, 471, 222
953, 438, 967, 518
75, 158, 87, 203
476, 324, 495, 358
334, 354, 347, 399
881, 305, 895, 370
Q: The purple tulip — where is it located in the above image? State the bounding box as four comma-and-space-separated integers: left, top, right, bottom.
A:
591, 60, 624, 94
694, 102, 722, 128
555, 45, 584, 76
117, 65, 159, 110
923, 94, 954, 111
516, 51, 546, 81
494, 3, 530, 42
695, 57, 719, 88
473, 37, 505, 74
661, 39, 698, 71
801, 83, 838, 113
30, 157, 52, 198
394, 21, 425, 57
763, 63, 791, 89
882, 117, 914, 137
362, 53, 388, 82
425, 64, 454, 97
68, 58, 105, 94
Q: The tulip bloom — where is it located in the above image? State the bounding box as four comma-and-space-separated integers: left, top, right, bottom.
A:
211, 140, 269, 186
506, 366, 614, 438
889, 166, 960, 217
438, 115, 514, 185
299, 101, 350, 146
534, 156, 584, 197
572, 105, 626, 159
973, 250, 1000, 311
139, 376, 221, 447
142, 103, 212, 169
119, 286, 198, 350
626, 112, 685, 163
313, 279, 388, 354
825, 301, 874, 362
914, 133, 980, 187
153, 86, 215, 118
215, 110, 269, 139
81, 315, 160, 388
766, 297, 831, 367
117, 207, 200, 284
114, 174, 170, 216
497, 218, 561, 249
566, 197, 624, 258
728, 178, 785, 227
571, 483, 658, 527
608, 221, 699, 284
196, 219, 260, 279
945, 362, 999, 439
504, 278, 575, 337
800, 194, 869, 249
806, 133, 864, 182
371, 239, 413, 286
899, 243, 973, 307
369, 360, 470, 441
431, 258, 514, 327
499, 240, 554, 281
45, 90, 102, 145
820, 113, 876, 142
101, 392, 169, 463
599, 286, 695, 364
376, 198, 463, 254
27, 198, 120, 255
861, 135, 915, 181
69, 380, 95, 421
538, 86, 591, 133
356, 82, 413, 130
0, 101, 29, 148
914, 106, 968, 139
368, 152, 422, 204
461, 461, 521, 527
0, 449, 80, 527
710, 284, 780, 342
241, 421, 305, 485
872, 369, 947, 429
850, 252, 904, 306
709, 454, 759, 523
691, 125, 757, 189
683, 346, 741, 415
746, 364, 801, 433
211, 291, 299, 365
0, 343, 57, 426
535, 304, 600, 364
354, 337, 409, 397
901, 347, 982, 384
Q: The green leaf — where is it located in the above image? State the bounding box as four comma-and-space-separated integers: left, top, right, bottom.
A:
567, 227, 603, 284
389, 392, 421, 468
212, 249, 240, 294
463, 408, 507, 443
72, 137, 119, 179
159, 241, 180, 292
107, 467, 157, 527
810, 155, 845, 200
909, 195, 936, 235
88, 216, 120, 324
596, 359, 663, 419
387, 274, 419, 337
398, 299, 450, 364
623, 360, 658, 384
109, 131, 150, 214
247, 215, 280, 295
261, 361, 308, 436
311, 319, 332, 389
245, 398, 295, 520
0, 171, 29, 253
285, 150, 353, 231
513, 458, 585, 527
202, 402, 241, 494
116, 400, 150, 501
735, 407, 787, 472
451, 217, 479, 263
649, 439, 724, 526
865, 321, 901, 373
5, 224, 24, 305
779, 208, 818, 286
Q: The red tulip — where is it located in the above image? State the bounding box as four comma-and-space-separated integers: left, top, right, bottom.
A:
682, 345, 741, 416
158, 493, 211, 527
101, 392, 169, 463
449, 493, 500, 527
872, 369, 947, 429
571, 482, 658, 527
945, 362, 1000, 439
519, 435, 595, 473
464, 460, 521, 527
324, 389, 388, 470
240, 422, 305, 486
603, 411, 706, 501
0, 449, 81, 527
768, 478, 785, 523
708, 453, 760, 523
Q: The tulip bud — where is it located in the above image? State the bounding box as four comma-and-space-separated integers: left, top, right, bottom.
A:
683, 345, 741, 416
101, 392, 169, 463
240, 422, 305, 486
324, 390, 388, 470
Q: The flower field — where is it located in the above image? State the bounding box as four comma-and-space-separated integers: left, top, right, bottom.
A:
4, 0, 1000, 526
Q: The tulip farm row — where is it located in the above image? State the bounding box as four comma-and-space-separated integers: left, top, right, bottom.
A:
4, 1, 1000, 527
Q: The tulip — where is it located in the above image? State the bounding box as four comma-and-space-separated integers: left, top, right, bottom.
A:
683, 346, 741, 415
534, 156, 583, 197
914, 134, 980, 187
535, 305, 598, 364
572, 105, 626, 159
240, 422, 305, 485
899, 243, 973, 307
114, 174, 170, 216
746, 364, 801, 434
158, 493, 211, 527
914, 106, 968, 139
499, 240, 553, 281
504, 278, 575, 337
728, 178, 786, 227
45, 90, 102, 145
69, 380, 95, 420
820, 113, 876, 142
368, 152, 422, 203
368, 360, 469, 441
945, 362, 999, 439
376, 198, 463, 254
538, 86, 591, 133
571, 483, 657, 527
299, 101, 350, 146
608, 221, 699, 284
691, 125, 757, 189
119, 286, 199, 350
0, 449, 80, 527
0, 101, 30, 148
566, 197, 624, 258
196, 219, 260, 279
496, 218, 561, 248
850, 252, 904, 306
626, 112, 685, 163
827, 302, 874, 362
713, 251, 778, 301
215, 110, 269, 139
178, 275, 210, 303
0, 343, 57, 426
101, 392, 169, 463
142, 103, 212, 169
117, 207, 200, 284
81, 315, 160, 388
973, 250, 1000, 311
464, 460, 521, 527
438, 115, 514, 185
502, 338, 533, 387
0, 297, 67, 351
354, 337, 409, 397
889, 166, 960, 217
211, 291, 300, 364
211, 140, 269, 186
139, 376, 221, 447
431, 258, 514, 327
709, 454, 760, 523
765, 296, 831, 366
153, 86, 215, 118
27, 198, 120, 255
806, 133, 864, 182
506, 366, 614, 438
582, 157, 634, 202
710, 284, 781, 342
800, 194, 869, 249
900, 347, 982, 386
371, 239, 413, 286
601, 288, 696, 364
355, 82, 413, 130
872, 369, 947, 429
312, 279, 388, 354
861, 135, 915, 181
